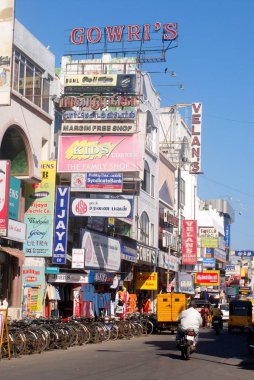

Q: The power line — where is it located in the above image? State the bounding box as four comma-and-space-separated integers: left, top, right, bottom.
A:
200, 175, 254, 199
206, 114, 254, 125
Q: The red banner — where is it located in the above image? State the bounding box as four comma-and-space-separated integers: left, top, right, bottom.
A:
0, 160, 10, 236
182, 220, 197, 265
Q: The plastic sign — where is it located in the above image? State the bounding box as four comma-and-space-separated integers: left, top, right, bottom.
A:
190, 103, 202, 174
195, 270, 220, 286
136, 272, 158, 290
52, 186, 70, 264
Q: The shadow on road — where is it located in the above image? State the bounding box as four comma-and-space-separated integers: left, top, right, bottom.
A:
145, 328, 254, 371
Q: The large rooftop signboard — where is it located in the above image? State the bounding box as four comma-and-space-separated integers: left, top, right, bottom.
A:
65, 22, 178, 62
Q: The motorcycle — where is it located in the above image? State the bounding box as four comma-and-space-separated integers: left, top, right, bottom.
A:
212, 317, 222, 335
179, 329, 197, 360
247, 326, 254, 357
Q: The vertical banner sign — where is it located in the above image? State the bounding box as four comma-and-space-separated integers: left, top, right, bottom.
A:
0, 0, 14, 105
190, 103, 202, 174
23, 161, 56, 257
0, 160, 10, 236
52, 186, 70, 264
224, 224, 230, 249
9, 176, 21, 220
182, 220, 197, 265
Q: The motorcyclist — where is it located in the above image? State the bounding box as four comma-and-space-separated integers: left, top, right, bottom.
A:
176, 300, 202, 348
211, 303, 223, 329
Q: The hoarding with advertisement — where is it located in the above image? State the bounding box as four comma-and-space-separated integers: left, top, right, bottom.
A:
61, 122, 136, 134
3, 219, 26, 242
201, 237, 218, 248
203, 258, 216, 268
0, 0, 14, 105
88, 271, 115, 284
71, 172, 123, 193
81, 229, 121, 271
199, 227, 218, 237
52, 186, 70, 264
136, 272, 158, 290
182, 220, 197, 265
59, 95, 138, 110
57, 134, 145, 173
71, 198, 132, 218
195, 270, 220, 286
0, 160, 10, 236
178, 272, 195, 294
9, 176, 21, 220
72, 248, 85, 269
214, 248, 227, 263
224, 224, 230, 249
23, 161, 56, 257
21, 258, 45, 318
63, 109, 136, 121
234, 250, 254, 257
64, 74, 136, 95
190, 103, 202, 174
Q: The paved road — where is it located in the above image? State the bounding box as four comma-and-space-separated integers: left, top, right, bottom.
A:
1, 328, 254, 380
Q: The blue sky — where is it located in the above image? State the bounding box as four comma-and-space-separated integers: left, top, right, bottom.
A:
15, 0, 254, 250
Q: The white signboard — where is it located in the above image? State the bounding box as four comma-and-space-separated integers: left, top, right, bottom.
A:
71, 198, 131, 217
48, 273, 88, 284
3, 219, 26, 242
81, 229, 121, 271
72, 248, 85, 269
199, 227, 218, 237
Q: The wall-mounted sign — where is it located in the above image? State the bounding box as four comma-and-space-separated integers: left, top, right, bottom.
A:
57, 134, 145, 173
234, 250, 254, 257
136, 272, 158, 290
9, 176, 21, 221
3, 219, 26, 242
71, 172, 123, 193
81, 229, 121, 271
59, 95, 138, 110
71, 198, 131, 218
182, 220, 197, 265
0, 160, 10, 236
201, 237, 218, 248
224, 224, 230, 249
177, 272, 195, 294
64, 74, 136, 95
72, 248, 85, 269
52, 186, 70, 265
88, 271, 115, 284
48, 272, 88, 284
63, 109, 136, 121
61, 122, 136, 134
137, 244, 157, 265
45, 267, 59, 275
203, 258, 216, 268
214, 248, 227, 263
199, 227, 218, 237
190, 103, 202, 174
24, 161, 56, 257
195, 270, 220, 286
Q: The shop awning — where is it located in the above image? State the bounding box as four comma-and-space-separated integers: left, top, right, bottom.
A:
0, 246, 25, 261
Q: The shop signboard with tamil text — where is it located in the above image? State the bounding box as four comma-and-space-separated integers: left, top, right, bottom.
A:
195, 270, 220, 286
136, 272, 158, 290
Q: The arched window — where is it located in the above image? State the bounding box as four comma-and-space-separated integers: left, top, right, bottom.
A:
140, 211, 149, 244
141, 160, 150, 193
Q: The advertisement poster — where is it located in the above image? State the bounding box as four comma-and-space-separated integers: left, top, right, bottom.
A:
23, 161, 56, 257
81, 229, 121, 271
21, 258, 45, 318
177, 272, 195, 294
8, 176, 21, 220
71, 198, 132, 218
0, 160, 10, 236
0, 0, 14, 105
72, 248, 85, 269
71, 172, 123, 192
195, 270, 220, 286
136, 272, 158, 290
52, 186, 70, 264
182, 220, 197, 265
57, 134, 145, 173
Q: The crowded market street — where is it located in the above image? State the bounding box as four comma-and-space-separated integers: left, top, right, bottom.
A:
1, 328, 254, 380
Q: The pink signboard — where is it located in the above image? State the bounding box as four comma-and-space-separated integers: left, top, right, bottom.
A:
57, 134, 144, 173
0, 160, 10, 236
182, 220, 197, 265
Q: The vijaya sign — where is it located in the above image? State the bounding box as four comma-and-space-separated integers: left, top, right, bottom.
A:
70, 22, 178, 45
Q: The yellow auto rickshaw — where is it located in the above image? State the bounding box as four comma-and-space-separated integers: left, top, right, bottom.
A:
228, 299, 252, 333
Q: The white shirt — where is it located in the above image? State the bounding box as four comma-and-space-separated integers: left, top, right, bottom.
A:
178, 307, 202, 333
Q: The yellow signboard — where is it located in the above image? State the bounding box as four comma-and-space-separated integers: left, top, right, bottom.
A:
201, 237, 218, 248
136, 272, 158, 290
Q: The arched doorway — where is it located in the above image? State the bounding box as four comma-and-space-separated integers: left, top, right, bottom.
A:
0, 126, 30, 176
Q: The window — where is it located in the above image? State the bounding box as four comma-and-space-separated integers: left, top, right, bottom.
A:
12, 49, 50, 113
151, 175, 155, 197
140, 211, 149, 244
151, 223, 154, 246
179, 178, 185, 206
141, 161, 150, 193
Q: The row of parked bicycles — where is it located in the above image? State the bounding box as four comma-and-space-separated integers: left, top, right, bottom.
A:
0, 312, 154, 359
